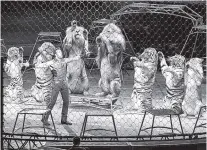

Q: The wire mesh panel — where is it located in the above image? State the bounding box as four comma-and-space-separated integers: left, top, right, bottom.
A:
1, 1, 206, 149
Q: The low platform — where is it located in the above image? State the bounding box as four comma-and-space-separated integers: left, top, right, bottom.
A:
70, 94, 121, 110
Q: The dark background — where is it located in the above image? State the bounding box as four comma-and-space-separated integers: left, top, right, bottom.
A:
1, 1, 206, 58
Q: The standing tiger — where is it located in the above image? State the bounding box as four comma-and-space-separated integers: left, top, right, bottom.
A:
158, 52, 185, 114
182, 58, 205, 117
4, 47, 29, 102
130, 48, 158, 112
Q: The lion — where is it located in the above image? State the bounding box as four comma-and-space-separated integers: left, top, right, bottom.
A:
158, 52, 185, 114
4, 47, 29, 102
63, 20, 90, 95
182, 58, 205, 117
95, 23, 126, 98
130, 48, 158, 112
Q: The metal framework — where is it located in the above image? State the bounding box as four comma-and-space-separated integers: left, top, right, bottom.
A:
110, 3, 203, 26
2, 132, 206, 149
2, 3, 206, 149
89, 3, 204, 60
180, 25, 206, 57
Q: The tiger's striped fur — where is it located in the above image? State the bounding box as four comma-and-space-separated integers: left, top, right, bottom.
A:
159, 53, 185, 114
4, 47, 28, 102
24, 42, 55, 104
131, 48, 158, 112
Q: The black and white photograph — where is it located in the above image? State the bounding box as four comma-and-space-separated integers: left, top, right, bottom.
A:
1, 0, 206, 150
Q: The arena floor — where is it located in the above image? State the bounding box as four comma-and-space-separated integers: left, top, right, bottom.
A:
2, 69, 206, 139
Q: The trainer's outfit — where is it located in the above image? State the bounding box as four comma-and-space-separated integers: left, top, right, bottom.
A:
46, 58, 70, 122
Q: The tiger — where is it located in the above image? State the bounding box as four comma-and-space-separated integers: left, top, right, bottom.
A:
4, 47, 29, 102
158, 52, 185, 114
24, 42, 55, 104
130, 48, 158, 112
182, 58, 205, 117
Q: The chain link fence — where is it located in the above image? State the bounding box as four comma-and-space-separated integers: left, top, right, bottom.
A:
1, 1, 206, 148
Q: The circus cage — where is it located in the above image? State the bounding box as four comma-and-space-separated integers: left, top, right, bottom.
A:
1, 1, 206, 150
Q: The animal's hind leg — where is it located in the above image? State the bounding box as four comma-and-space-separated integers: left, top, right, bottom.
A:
81, 64, 89, 95
107, 79, 121, 98
194, 101, 204, 117
95, 79, 109, 97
